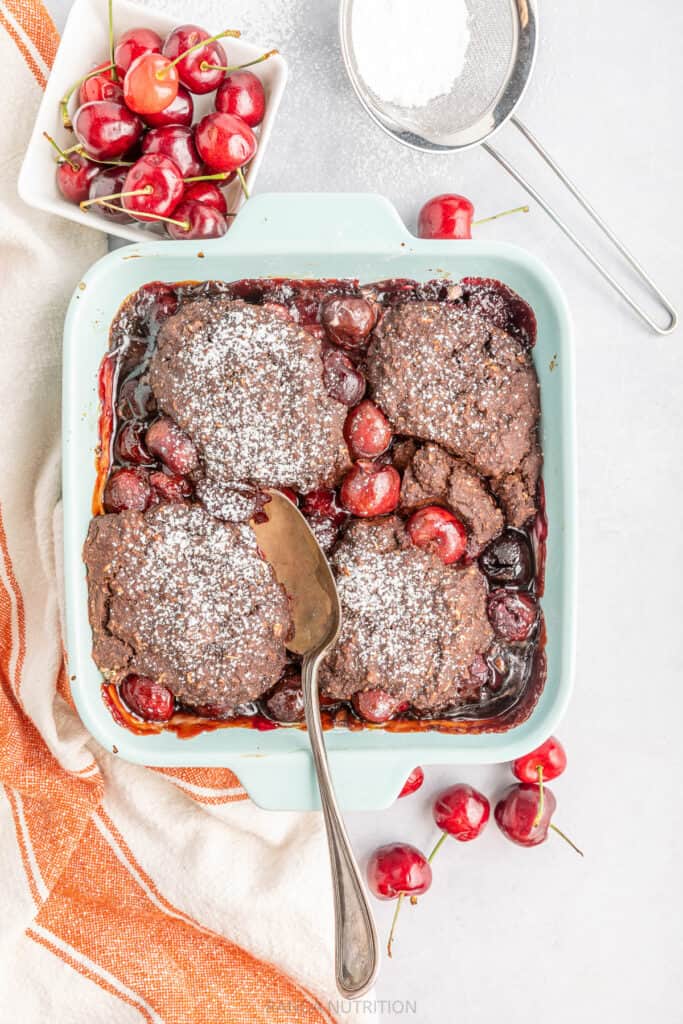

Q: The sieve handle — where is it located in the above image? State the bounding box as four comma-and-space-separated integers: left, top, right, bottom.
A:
484, 117, 678, 335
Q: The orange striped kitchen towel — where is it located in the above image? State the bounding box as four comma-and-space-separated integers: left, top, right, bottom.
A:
0, 3, 345, 1019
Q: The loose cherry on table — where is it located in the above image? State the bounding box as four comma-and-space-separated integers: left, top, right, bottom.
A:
398, 766, 425, 799
165, 200, 229, 240
512, 735, 567, 828
73, 100, 143, 160
366, 842, 432, 957
114, 27, 162, 76
406, 506, 467, 565
340, 460, 401, 517
431, 784, 490, 854
182, 180, 228, 214
141, 125, 203, 177
322, 348, 366, 406
417, 194, 530, 240
215, 69, 267, 127
495, 783, 583, 856
343, 400, 392, 459
120, 674, 175, 722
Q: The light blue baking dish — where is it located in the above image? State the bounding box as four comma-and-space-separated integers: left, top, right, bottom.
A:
63, 193, 576, 811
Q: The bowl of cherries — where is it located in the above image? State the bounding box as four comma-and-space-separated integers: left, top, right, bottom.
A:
18, 0, 287, 242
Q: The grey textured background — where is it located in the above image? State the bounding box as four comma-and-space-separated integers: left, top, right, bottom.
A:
46, 1, 683, 1020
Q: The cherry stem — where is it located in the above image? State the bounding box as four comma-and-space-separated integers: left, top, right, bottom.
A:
427, 831, 448, 864
108, 0, 118, 81
237, 167, 249, 200
60, 62, 116, 129
387, 892, 404, 958
532, 765, 544, 829
472, 204, 530, 226
200, 48, 279, 73
157, 29, 241, 78
550, 823, 584, 858
72, 145, 133, 167
89, 199, 191, 230
79, 186, 152, 211
43, 132, 79, 170
183, 171, 234, 184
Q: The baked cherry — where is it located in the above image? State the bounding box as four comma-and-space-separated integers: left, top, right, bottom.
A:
55, 151, 100, 204
149, 470, 193, 503
264, 669, 305, 723
300, 487, 346, 525
495, 783, 583, 855
367, 842, 432, 957
165, 200, 228, 240
418, 194, 474, 240
215, 70, 266, 127
143, 85, 194, 128
115, 421, 153, 464
87, 167, 131, 222
433, 784, 490, 841
406, 506, 467, 565
343, 400, 392, 458
120, 154, 184, 222
103, 467, 152, 513
117, 377, 156, 420
322, 348, 366, 406
460, 277, 537, 348
194, 112, 257, 173
182, 180, 228, 214
120, 674, 174, 722
73, 100, 143, 160
513, 736, 567, 785
321, 296, 378, 350
141, 125, 203, 177
123, 52, 179, 115
340, 460, 400, 517
79, 61, 123, 105
479, 528, 533, 586
487, 589, 538, 642
145, 416, 198, 475
114, 27, 162, 76
352, 689, 401, 723
398, 767, 424, 798
162, 25, 232, 94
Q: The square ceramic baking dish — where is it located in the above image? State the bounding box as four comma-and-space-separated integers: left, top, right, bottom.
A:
62, 193, 576, 811
18, 0, 287, 243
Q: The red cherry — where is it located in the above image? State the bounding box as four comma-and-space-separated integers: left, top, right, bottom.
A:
417, 194, 474, 240
194, 112, 257, 173
487, 589, 538, 642
264, 669, 305, 723
141, 125, 203, 177
433, 784, 490, 840
182, 180, 227, 213
120, 674, 174, 722
406, 506, 467, 565
340, 460, 400, 517
143, 85, 194, 128
215, 70, 266, 127
123, 52, 179, 115
512, 736, 567, 785
115, 421, 153, 464
149, 470, 193, 503
300, 487, 346, 526
343, 400, 392, 459
55, 152, 99, 204
114, 27, 162, 76
103, 467, 152, 513
79, 62, 123, 105
494, 783, 557, 847
322, 348, 366, 406
352, 689, 401, 723
165, 199, 228, 240
460, 277, 538, 348
367, 842, 432, 957
73, 101, 142, 160
87, 167, 132, 222
121, 155, 184, 222
321, 296, 378, 350
145, 416, 198, 474
162, 25, 227, 94
398, 767, 424, 799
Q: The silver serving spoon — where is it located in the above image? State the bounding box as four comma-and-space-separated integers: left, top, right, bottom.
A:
251, 489, 379, 999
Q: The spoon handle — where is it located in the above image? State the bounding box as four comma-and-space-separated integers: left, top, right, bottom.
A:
302, 652, 379, 999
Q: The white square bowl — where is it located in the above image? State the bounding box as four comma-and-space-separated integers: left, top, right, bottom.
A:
17, 0, 288, 243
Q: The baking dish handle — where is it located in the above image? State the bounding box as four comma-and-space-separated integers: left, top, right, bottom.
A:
225, 192, 412, 252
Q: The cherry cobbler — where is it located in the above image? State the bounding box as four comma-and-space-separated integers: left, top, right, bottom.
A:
83, 276, 547, 737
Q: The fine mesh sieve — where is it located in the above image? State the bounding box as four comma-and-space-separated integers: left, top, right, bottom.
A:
339, 0, 677, 334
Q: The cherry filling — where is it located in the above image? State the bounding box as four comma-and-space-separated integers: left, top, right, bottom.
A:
98, 277, 546, 734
